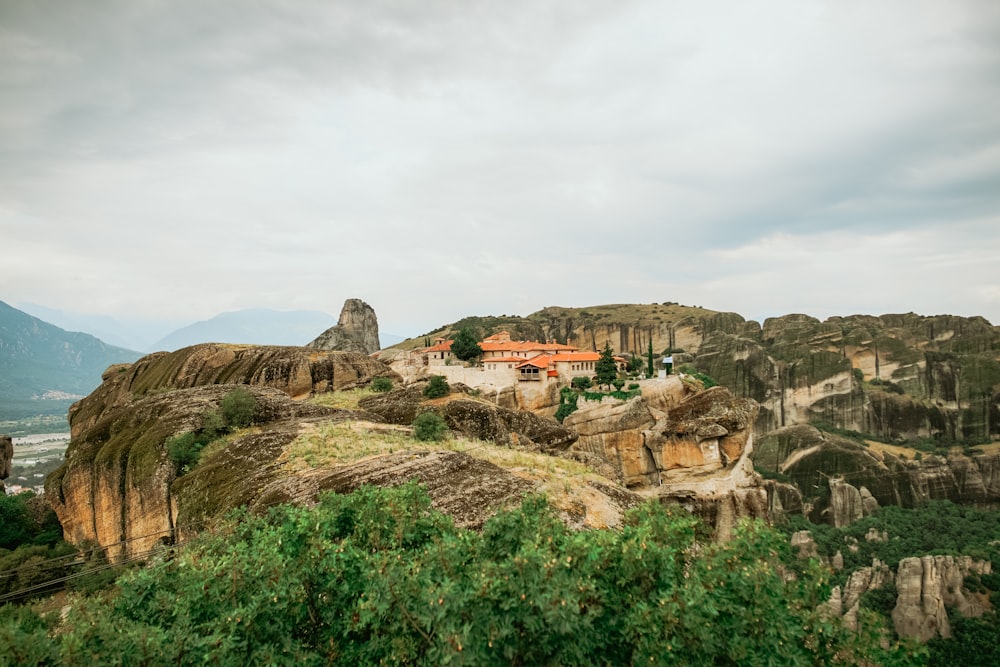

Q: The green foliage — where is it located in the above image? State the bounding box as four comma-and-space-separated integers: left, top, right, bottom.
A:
928, 610, 1000, 666
166, 432, 211, 474
647, 339, 655, 377
570, 375, 592, 390
869, 378, 905, 394
370, 376, 393, 393
785, 500, 1000, 576
220, 387, 257, 429
853, 367, 865, 382
0, 483, 921, 665
422, 375, 450, 399
167, 389, 260, 474
0, 493, 62, 551
678, 364, 718, 388
595, 343, 618, 388
450, 327, 483, 362
412, 412, 448, 442
0, 493, 33, 550
554, 387, 578, 423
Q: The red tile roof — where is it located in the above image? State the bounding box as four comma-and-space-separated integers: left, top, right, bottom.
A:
424, 340, 453, 352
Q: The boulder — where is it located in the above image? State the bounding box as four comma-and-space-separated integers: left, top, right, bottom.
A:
69, 343, 395, 439
358, 384, 577, 453
892, 555, 992, 641
307, 298, 381, 355
1, 434, 11, 479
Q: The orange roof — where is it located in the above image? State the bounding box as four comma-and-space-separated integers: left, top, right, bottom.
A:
549, 352, 600, 362
516, 354, 552, 369
424, 340, 453, 352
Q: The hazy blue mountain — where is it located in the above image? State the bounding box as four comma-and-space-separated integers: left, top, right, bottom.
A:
16, 302, 184, 352
150, 309, 340, 351
0, 300, 142, 420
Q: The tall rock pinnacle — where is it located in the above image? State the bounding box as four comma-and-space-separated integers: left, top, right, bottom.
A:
307, 298, 380, 354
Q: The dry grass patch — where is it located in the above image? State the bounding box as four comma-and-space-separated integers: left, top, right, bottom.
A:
864, 439, 920, 461
309, 388, 378, 411
971, 441, 1000, 455
281, 418, 629, 528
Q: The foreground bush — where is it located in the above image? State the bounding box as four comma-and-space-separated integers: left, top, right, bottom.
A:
0, 484, 923, 665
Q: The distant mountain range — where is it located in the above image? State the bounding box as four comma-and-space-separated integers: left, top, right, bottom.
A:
150, 309, 339, 351
0, 300, 142, 420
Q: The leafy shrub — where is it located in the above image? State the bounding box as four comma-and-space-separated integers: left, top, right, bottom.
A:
554, 401, 577, 423
412, 412, 448, 441
571, 376, 592, 390
627, 382, 640, 390
220, 387, 257, 428
423, 375, 450, 399
370, 376, 393, 392
166, 432, 206, 474
0, 484, 920, 665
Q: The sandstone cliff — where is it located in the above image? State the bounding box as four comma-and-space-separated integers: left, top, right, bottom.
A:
1, 434, 12, 493
564, 385, 767, 539
307, 298, 381, 355
755, 424, 1000, 522
47, 349, 644, 561
68, 343, 395, 439
395, 305, 1000, 444
823, 553, 991, 642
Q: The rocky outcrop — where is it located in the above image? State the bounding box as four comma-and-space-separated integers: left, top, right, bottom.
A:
405, 305, 999, 444
892, 555, 991, 641
565, 386, 767, 539
307, 298, 381, 355
357, 383, 577, 453
1, 434, 12, 492
828, 479, 879, 528
47, 384, 353, 561
755, 424, 1000, 523
830, 559, 894, 630
69, 343, 396, 439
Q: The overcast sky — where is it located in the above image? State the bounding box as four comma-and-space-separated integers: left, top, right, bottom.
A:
2, 0, 999, 338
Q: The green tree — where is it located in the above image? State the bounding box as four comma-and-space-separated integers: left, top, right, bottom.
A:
647, 340, 655, 377
595, 343, 618, 389
370, 376, 394, 392
423, 375, 450, 399
412, 411, 449, 441
571, 376, 592, 390
450, 327, 482, 362
220, 387, 257, 429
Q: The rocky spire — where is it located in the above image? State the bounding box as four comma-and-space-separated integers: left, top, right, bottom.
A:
1, 434, 12, 493
307, 298, 381, 354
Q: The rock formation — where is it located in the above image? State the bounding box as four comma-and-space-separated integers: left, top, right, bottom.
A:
892, 555, 991, 641
1, 434, 12, 493
307, 298, 381, 355
565, 385, 767, 539
400, 305, 1000, 444
68, 343, 396, 439
807, 546, 990, 641
754, 424, 1000, 523
47, 347, 640, 561
357, 382, 578, 453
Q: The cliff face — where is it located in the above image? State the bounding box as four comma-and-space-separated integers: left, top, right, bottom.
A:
826, 554, 991, 642
755, 424, 1000, 522
565, 384, 767, 539
408, 305, 1000, 444
68, 343, 395, 439
1, 434, 12, 492
47, 347, 650, 561
307, 298, 381, 355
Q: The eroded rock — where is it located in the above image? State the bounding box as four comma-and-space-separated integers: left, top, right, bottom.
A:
307, 298, 381, 355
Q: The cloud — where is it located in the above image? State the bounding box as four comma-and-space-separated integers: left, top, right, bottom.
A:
1, 0, 998, 334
